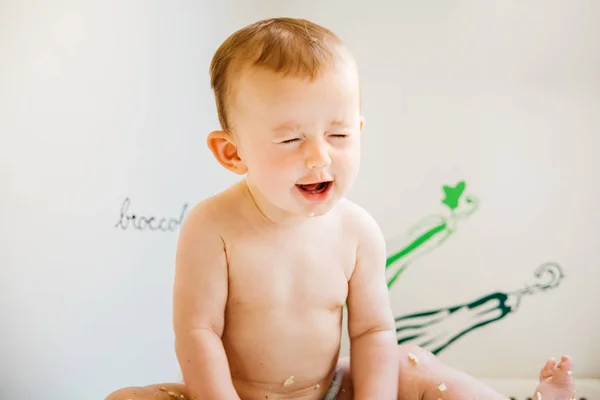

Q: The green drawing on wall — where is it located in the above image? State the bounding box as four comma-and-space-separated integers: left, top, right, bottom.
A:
386, 181, 566, 354
385, 180, 479, 288
441, 181, 466, 211
394, 262, 564, 355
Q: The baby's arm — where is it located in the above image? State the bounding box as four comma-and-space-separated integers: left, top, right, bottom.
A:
346, 210, 399, 400
172, 203, 240, 400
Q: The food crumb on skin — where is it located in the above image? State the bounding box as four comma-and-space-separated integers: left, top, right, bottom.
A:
408, 352, 419, 365
283, 376, 295, 387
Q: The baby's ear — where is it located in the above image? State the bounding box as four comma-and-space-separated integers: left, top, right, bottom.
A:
207, 130, 248, 175
359, 116, 365, 132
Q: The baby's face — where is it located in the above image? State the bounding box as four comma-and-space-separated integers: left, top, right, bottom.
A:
230, 61, 363, 219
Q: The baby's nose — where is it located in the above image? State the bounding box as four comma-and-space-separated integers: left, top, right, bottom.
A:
305, 143, 331, 169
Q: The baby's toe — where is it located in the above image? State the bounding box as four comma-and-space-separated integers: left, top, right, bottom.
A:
556, 355, 574, 380
539, 357, 558, 381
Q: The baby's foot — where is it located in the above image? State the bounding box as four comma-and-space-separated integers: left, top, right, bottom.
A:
532, 355, 576, 400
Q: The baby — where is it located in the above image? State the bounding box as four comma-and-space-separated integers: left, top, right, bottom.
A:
106, 17, 576, 400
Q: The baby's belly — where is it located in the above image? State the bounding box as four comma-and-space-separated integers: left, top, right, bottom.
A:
223, 306, 343, 399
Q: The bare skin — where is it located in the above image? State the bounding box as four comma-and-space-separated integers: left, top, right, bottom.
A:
105, 345, 576, 400
534, 356, 576, 400
173, 180, 397, 400
104, 182, 576, 400
104, 40, 576, 400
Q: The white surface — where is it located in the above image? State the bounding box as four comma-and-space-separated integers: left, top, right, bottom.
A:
482, 379, 600, 400
1, 1, 598, 399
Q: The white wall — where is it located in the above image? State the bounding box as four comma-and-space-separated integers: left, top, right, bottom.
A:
1, 1, 598, 399
0, 1, 245, 398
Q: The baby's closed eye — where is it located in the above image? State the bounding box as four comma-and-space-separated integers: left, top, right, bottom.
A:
280, 138, 301, 144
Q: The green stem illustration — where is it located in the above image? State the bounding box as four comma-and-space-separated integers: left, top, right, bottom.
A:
394, 263, 564, 354
385, 181, 479, 287
386, 222, 447, 267
383, 180, 566, 356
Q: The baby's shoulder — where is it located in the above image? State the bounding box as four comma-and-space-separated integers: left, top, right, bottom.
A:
334, 198, 384, 244
180, 182, 244, 235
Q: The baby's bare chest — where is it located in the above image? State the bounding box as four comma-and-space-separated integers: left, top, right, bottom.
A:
225, 230, 355, 310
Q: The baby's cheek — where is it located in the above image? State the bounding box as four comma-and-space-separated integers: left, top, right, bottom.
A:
270, 153, 301, 173
335, 152, 360, 175
248, 148, 279, 170
262, 155, 286, 173
256, 155, 296, 186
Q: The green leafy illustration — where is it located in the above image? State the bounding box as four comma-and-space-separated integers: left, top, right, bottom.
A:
381, 180, 565, 356
394, 262, 565, 355
385, 180, 478, 288
385, 223, 447, 269
441, 181, 466, 211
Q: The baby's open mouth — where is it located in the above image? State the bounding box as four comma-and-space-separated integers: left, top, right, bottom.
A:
296, 181, 332, 194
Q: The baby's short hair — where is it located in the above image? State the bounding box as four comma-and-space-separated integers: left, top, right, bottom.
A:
209, 17, 349, 132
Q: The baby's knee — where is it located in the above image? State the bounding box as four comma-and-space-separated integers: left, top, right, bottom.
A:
397, 344, 441, 392
105, 384, 189, 400
104, 385, 144, 400
397, 343, 436, 366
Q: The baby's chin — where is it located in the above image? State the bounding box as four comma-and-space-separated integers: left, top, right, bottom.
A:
296, 197, 342, 219
305, 209, 328, 218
